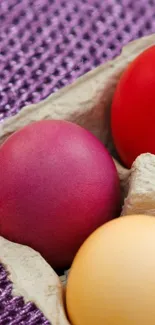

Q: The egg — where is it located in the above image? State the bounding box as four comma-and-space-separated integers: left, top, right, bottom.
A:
66, 214, 155, 325
111, 46, 155, 168
0, 120, 120, 270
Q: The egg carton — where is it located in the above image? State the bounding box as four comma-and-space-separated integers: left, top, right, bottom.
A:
0, 34, 155, 324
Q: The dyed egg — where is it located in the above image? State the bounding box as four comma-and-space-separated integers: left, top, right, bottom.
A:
111, 46, 155, 168
0, 120, 120, 270
66, 215, 155, 325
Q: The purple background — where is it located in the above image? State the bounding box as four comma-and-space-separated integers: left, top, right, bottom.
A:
0, 1, 155, 322
0, 0, 155, 121
0, 263, 50, 324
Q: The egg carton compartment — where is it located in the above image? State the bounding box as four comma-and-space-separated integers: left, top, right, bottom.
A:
0, 34, 155, 324
0, 236, 69, 325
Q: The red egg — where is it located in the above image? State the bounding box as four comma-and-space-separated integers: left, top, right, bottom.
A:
0, 120, 120, 269
111, 45, 155, 168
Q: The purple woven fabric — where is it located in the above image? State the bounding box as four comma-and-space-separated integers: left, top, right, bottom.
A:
0, 264, 50, 324
0, 1, 154, 322
0, 0, 155, 121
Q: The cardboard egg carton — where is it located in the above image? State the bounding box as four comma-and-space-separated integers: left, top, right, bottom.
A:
0, 34, 155, 324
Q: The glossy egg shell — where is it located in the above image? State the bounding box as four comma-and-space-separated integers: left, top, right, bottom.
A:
111, 46, 155, 168
66, 214, 155, 325
0, 120, 120, 269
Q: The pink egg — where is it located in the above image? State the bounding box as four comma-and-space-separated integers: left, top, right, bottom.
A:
0, 120, 120, 269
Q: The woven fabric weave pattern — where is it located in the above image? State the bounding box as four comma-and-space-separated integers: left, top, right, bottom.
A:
0, 0, 155, 322
0, 264, 50, 324
0, 0, 155, 121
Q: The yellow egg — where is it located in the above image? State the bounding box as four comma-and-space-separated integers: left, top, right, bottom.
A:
66, 215, 155, 325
